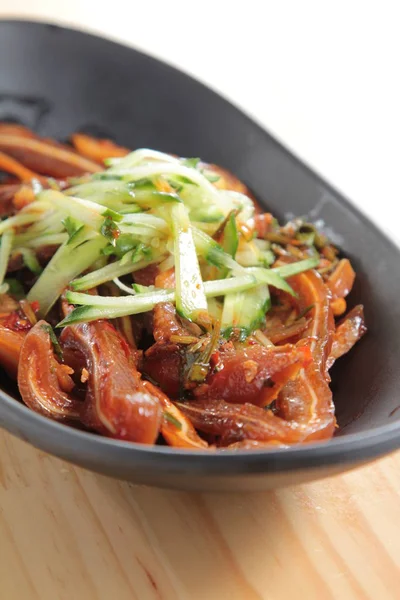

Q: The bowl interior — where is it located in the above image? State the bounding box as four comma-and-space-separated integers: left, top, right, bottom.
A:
0, 20, 399, 446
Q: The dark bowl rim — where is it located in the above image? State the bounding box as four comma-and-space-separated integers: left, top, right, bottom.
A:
0, 18, 399, 472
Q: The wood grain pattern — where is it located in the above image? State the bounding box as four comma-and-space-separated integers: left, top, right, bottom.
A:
0, 430, 399, 600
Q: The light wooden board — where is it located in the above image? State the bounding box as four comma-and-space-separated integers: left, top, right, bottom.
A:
0, 430, 399, 600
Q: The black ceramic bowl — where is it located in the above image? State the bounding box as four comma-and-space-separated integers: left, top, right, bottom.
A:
0, 20, 399, 492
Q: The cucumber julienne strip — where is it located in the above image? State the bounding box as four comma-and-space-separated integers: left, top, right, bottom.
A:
19, 248, 42, 275
272, 256, 319, 277
2, 144, 321, 334
171, 203, 207, 320
15, 233, 68, 249
61, 253, 318, 326
28, 227, 109, 316
70, 252, 167, 291
0, 213, 44, 235
107, 148, 180, 170
38, 190, 122, 231
221, 285, 271, 338
193, 228, 245, 274
0, 230, 14, 288
59, 274, 258, 326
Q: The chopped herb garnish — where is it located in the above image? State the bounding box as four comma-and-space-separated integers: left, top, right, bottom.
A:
4, 278, 25, 299
131, 243, 152, 263
20, 249, 42, 275
131, 178, 156, 190
203, 171, 220, 183
183, 157, 201, 169
62, 216, 84, 240
100, 216, 120, 241
296, 304, 315, 320
41, 323, 64, 362
93, 173, 124, 181
163, 411, 182, 429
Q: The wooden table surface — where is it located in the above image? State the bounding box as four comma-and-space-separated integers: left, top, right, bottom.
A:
0, 432, 399, 600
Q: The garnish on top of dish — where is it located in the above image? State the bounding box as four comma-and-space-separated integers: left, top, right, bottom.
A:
0, 124, 366, 450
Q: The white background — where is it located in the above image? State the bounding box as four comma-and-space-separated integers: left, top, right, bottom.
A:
1, 1, 399, 244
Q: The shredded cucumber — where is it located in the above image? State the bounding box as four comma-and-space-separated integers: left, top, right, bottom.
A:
38, 190, 122, 233
19, 248, 42, 275
28, 227, 108, 316
171, 203, 207, 320
0, 213, 43, 235
0, 230, 14, 290
15, 233, 69, 249
71, 251, 166, 291
272, 256, 319, 278
247, 267, 296, 295
0, 143, 322, 333
222, 285, 271, 339
193, 228, 245, 274
60, 274, 259, 325
107, 148, 180, 171
222, 212, 239, 259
